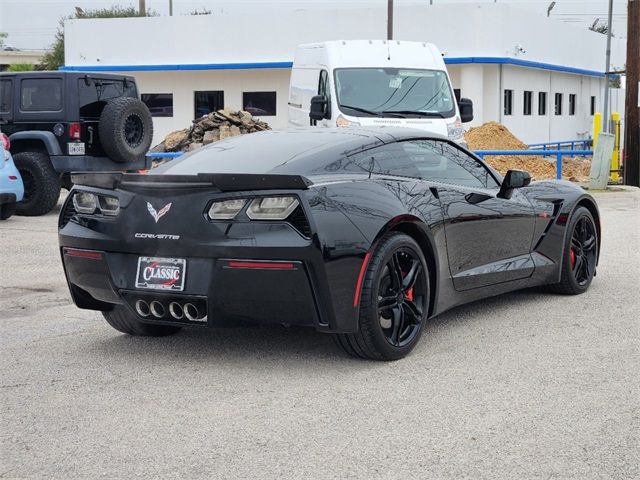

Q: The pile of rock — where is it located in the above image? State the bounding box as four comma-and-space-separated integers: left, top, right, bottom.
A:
151, 109, 271, 153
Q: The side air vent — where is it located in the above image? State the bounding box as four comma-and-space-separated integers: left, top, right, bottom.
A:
59, 195, 77, 228
286, 205, 312, 238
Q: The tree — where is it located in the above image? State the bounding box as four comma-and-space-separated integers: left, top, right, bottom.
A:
589, 18, 613, 36
0, 32, 7, 49
40, 5, 158, 71
189, 8, 212, 15
8, 63, 35, 72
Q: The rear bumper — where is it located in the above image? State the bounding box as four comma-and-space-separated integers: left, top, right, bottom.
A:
60, 246, 353, 332
0, 193, 17, 205
51, 155, 152, 173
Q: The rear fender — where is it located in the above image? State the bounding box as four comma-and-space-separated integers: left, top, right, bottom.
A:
9, 131, 62, 156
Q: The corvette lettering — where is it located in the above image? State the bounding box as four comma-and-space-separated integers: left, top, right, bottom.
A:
135, 233, 180, 240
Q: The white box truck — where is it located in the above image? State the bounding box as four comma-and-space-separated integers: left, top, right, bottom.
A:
287, 40, 473, 145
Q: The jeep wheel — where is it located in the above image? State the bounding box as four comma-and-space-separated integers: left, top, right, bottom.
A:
14, 151, 61, 216
99, 97, 153, 163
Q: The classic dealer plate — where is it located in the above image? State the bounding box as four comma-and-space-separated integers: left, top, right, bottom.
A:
135, 256, 186, 291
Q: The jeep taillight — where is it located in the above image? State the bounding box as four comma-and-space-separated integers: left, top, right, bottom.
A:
69, 123, 81, 140
0, 133, 9, 150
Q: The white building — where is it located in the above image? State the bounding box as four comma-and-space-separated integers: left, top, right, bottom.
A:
62, 2, 626, 146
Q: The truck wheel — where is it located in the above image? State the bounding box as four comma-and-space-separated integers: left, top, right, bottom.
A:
99, 97, 153, 163
0, 202, 17, 220
103, 305, 181, 337
14, 151, 61, 216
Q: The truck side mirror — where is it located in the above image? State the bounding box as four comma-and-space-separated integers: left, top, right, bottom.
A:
458, 98, 473, 123
309, 95, 329, 121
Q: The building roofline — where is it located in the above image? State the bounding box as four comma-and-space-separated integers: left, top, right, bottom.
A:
59, 56, 605, 77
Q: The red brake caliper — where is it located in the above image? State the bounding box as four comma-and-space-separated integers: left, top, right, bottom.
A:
570, 248, 576, 267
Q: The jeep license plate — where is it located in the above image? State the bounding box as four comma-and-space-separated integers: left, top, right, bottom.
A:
68, 142, 85, 155
135, 257, 186, 291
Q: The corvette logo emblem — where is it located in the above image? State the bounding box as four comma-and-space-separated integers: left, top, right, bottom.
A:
147, 202, 172, 223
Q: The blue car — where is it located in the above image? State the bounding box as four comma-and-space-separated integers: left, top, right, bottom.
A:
0, 133, 24, 220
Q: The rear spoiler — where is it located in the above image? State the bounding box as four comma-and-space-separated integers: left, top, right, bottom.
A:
71, 172, 313, 192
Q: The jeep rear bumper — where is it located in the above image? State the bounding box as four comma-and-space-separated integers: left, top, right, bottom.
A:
52, 155, 152, 173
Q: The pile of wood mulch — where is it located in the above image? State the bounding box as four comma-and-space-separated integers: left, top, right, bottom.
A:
464, 121, 591, 181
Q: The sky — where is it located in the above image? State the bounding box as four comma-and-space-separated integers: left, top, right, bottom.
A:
0, 0, 630, 50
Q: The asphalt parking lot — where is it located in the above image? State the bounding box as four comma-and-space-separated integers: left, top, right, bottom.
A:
1, 189, 638, 479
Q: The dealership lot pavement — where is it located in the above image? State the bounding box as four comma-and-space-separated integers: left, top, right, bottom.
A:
1, 189, 638, 479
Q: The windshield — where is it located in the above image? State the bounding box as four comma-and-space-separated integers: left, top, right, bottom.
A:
334, 68, 456, 118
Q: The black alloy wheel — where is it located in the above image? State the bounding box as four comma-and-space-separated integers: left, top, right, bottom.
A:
549, 206, 598, 295
123, 113, 144, 148
377, 249, 427, 347
570, 215, 597, 286
335, 232, 430, 361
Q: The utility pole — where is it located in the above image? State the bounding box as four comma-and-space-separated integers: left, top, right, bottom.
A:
139, 0, 146, 16
169, 0, 173, 16
387, 0, 393, 40
602, 0, 614, 132
624, 0, 639, 186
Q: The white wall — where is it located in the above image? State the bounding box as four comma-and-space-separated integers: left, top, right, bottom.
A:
133, 69, 291, 146
65, 3, 626, 73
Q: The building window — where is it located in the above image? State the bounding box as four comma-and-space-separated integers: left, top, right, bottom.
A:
554, 93, 563, 115
504, 89, 513, 116
568, 94, 576, 116
590, 96, 596, 116
141, 93, 174, 117
523, 91, 532, 116
242, 91, 276, 116
194, 90, 224, 118
538, 92, 547, 115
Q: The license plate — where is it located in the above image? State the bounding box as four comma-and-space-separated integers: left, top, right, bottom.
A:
135, 256, 186, 291
68, 142, 85, 155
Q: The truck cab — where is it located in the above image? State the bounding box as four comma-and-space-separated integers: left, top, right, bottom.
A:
287, 40, 473, 145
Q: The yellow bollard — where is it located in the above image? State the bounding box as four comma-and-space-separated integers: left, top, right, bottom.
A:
593, 112, 602, 149
610, 112, 620, 182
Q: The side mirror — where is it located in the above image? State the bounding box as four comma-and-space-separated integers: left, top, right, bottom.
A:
458, 97, 473, 123
498, 169, 531, 199
309, 95, 329, 121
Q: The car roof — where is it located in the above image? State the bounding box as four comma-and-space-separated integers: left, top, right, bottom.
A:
0, 71, 135, 81
154, 127, 451, 177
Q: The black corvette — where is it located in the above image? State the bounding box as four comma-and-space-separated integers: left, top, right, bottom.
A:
59, 128, 600, 360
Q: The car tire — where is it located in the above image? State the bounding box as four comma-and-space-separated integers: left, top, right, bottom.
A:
13, 151, 61, 216
102, 305, 182, 337
335, 232, 430, 361
99, 97, 153, 163
548, 206, 598, 295
0, 202, 17, 220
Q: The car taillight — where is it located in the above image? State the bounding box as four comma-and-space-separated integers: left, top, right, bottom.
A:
0, 133, 9, 150
69, 123, 81, 140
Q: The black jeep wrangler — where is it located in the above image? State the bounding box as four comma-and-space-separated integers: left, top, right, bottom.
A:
0, 72, 153, 216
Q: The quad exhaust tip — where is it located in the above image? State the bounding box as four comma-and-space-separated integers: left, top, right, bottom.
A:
135, 299, 150, 318
184, 303, 202, 322
169, 302, 184, 320
149, 300, 165, 318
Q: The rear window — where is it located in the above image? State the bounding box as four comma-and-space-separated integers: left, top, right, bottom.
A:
78, 78, 137, 117
20, 78, 62, 111
0, 79, 11, 113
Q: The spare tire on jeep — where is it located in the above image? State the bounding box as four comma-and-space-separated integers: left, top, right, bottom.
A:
99, 97, 153, 163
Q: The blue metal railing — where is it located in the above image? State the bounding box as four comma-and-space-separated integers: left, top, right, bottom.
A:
147, 152, 183, 159
528, 139, 591, 156
474, 150, 593, 180
147, 149, 593, 181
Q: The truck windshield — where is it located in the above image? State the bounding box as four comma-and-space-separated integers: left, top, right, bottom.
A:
334, 68, 456, 118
